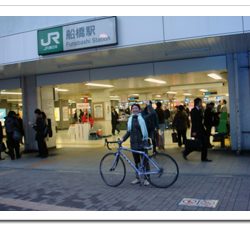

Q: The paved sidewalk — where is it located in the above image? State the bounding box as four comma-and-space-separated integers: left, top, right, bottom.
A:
0, 145, 250, 215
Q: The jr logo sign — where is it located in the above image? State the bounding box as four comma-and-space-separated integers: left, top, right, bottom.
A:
41, 32, 60, 46
38, 27, 63, 55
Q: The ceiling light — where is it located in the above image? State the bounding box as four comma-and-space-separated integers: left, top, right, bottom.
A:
167, 91, 177, 94
0, 91, 22, 95
183, 93, 192, 96
207, 73, 222, 80
85, 83, 114, 88
144, 78, 166, 84
55, 88, 69, 92
170, 82, 224, 91
7, 99, 22, 102
200, 89, 208, 92
80, 97, 92, 100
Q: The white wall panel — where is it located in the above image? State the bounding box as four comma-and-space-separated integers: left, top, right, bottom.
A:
243, 16, 250, 32
117, 16, 164, 46
164, 17, 243, 40
0, 31, 38, 64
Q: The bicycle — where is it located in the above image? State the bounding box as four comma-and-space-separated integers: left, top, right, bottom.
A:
99, 139, 179, 188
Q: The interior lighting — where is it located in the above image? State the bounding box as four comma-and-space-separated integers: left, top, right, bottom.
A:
55, 88, 69, 92
144, 78, 166, 84
170, 82, 224, 91
85, 83, 114, 88
207, 73, 222, 80
7, 99, 22, 102
0, 91, 22, 95
183, 93, 192, 96
199, 89, 208, 92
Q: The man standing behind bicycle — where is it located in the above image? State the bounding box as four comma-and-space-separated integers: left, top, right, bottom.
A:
120, 103, 150, 186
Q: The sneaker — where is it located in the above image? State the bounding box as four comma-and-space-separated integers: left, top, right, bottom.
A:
131, 178, 140, 185
144, 179, 150, 186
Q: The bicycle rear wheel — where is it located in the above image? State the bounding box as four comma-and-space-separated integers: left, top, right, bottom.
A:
99, 152, 126, 187
148, 152, 179, 188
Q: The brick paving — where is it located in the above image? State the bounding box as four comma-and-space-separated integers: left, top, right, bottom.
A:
0, 146, 250, 215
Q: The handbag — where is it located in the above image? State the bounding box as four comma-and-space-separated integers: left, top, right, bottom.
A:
171, 132, 178, 143
13, 130, 22, 141
185, 138, 202, 152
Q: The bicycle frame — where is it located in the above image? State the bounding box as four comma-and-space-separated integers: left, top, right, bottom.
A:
112, 145, 162, 177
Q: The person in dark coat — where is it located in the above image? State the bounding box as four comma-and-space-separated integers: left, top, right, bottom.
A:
33, 109, 48, 158
182, 98, 211, 162
142, 101, 159, 154
155, 101, 166, 150
204, 102, 215, 148
121, 103, 150, 186
111, 106, 120, 135
173, 105, 190, 147
5, 111, 21, 160
17, 113, 25, 144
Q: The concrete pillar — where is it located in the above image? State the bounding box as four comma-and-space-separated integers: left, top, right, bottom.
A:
40, 86, 56, 148
21, 75, 39, 152
227, 52, 250, 151
91, 89, 112, 136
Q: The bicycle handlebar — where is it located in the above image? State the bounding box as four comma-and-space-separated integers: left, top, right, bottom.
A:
105, 138, 122, 150
105, 138, 153, 151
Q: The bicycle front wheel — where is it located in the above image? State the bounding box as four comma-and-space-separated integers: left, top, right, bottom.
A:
99, 152, 126, 187
148, 152, 179, 188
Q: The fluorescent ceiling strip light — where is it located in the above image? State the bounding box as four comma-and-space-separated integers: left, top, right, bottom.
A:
170, 82, 224, 91
7, 99, 22, 102
85, 83, 114, 88
0, 91, 22, 95
183, 93, 192, 96
55, 88, 69, 92
144, 78, 166, 84
200, 89, 208, 92
207, 73, 222, 80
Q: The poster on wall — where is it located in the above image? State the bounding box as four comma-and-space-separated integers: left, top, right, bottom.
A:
93, 102, 104, 120
62, 106, 69, 121
54, 107, 60, 122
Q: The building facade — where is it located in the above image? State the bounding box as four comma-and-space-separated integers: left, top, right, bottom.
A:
0, 16, 250, 152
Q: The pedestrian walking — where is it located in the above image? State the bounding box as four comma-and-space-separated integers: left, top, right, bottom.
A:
33, 109, 48, 158
111, 106, 120, 135
142, 101, 159, 154
204, 102, 215, 148
5, 111, 22, 160
182, 98, 211, 162
155, 102, 165, 150
172, 105, 190, 147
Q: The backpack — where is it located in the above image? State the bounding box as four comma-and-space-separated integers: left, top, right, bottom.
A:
44, 118, 53, 138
